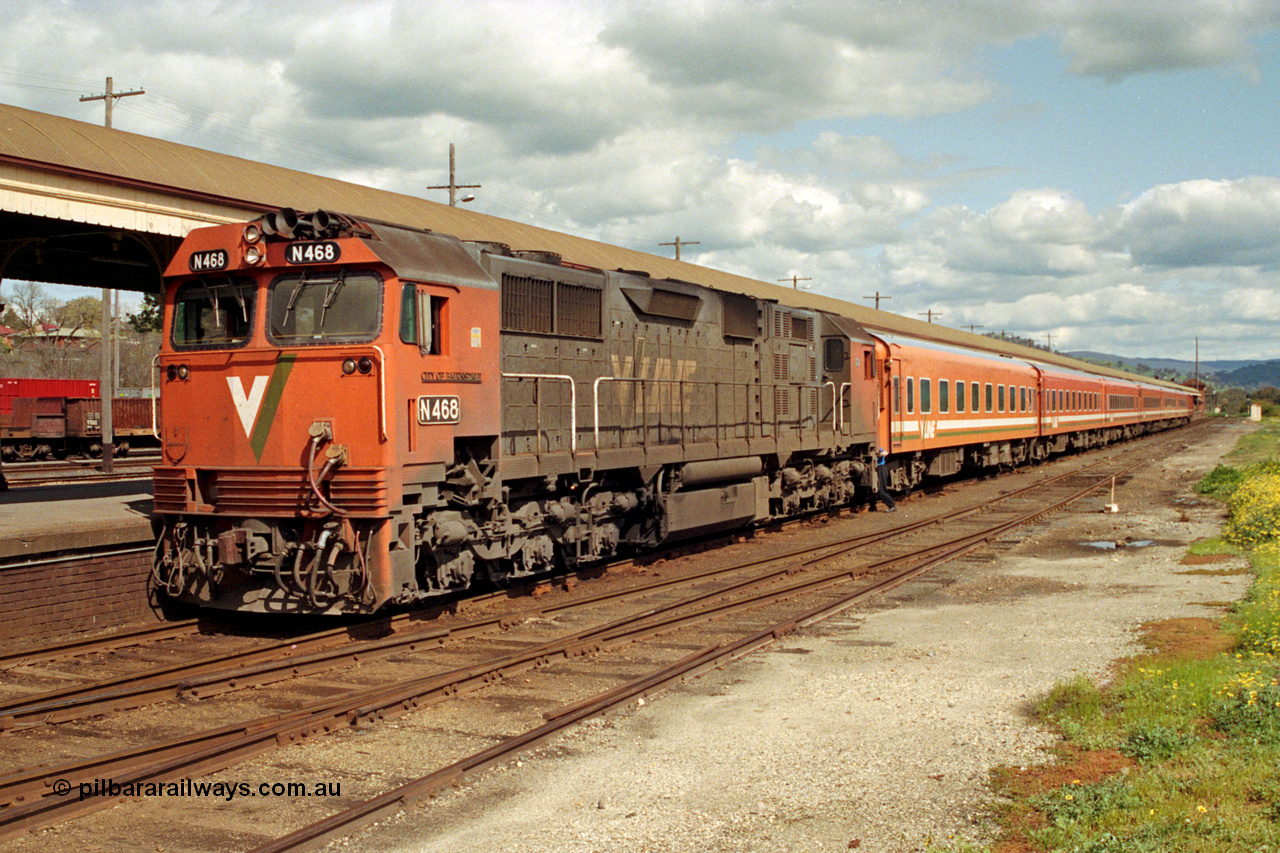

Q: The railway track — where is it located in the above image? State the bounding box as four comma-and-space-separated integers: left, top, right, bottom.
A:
2, 452, 159, 487
0, 424, 1211, 848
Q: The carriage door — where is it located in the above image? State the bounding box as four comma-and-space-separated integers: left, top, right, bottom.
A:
890, 358, 905, 448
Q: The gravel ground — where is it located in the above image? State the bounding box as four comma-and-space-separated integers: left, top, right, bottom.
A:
336, 423, 1253, 853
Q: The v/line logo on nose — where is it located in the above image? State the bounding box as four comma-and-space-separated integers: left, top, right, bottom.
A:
223, 354, 297, 460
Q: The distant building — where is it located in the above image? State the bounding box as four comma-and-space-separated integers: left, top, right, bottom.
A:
14, 324, 101, 347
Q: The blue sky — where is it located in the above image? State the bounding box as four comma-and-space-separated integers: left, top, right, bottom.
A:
2, 1, 1279, 363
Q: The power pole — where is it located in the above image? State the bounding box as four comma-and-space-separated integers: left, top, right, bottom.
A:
1044, 332, 1053, 351
659, 236, 699, 261
79, 76, 144, 130
81, 77, 143, 474
427, 143, 480, 206
777, 275, 811, 290
918, 310, 943, 323
862, 291, 891, 310
965, 324, 984, 333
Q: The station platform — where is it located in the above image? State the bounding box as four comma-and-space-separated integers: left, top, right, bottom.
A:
0, 480, 157, 647
0, 479, 152, 559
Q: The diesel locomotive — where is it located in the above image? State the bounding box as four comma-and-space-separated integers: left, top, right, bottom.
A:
151, 209, 1198, 614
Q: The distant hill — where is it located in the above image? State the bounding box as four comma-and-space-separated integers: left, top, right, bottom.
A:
1065, 351, 1280, 391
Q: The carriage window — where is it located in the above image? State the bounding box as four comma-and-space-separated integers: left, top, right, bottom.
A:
985, 383, 993, 412
906, 377, 915, 413
1020, 386, 1027, 412
998, 385, 1006, 412
938, 380, 949, 413
269, 271, 381, 345
956, 381, 965, 413
973, 382, 981, 413
171, 277, 256, 349
920, 379, 932, 413
893, 377, 900, 415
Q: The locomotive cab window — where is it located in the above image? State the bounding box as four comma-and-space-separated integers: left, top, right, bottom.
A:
268, 271, 382, 345
171, 277, 256, 349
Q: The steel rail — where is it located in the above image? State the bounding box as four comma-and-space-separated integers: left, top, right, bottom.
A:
0, 448, 1153, 842
0, 423, 1210, 840
0, 437, 1140, 729
249, 455, 1150, 853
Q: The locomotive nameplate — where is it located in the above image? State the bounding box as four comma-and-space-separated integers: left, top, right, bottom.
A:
417, 395, 461, 424
188, 249, 229, 272
284, 241, 341, 265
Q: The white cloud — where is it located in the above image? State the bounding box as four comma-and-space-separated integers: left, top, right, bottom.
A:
1, 0, 1279, 361
1115, 177, 1280, 268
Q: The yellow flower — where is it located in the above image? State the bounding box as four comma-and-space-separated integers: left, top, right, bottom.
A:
1198, 805, 1207, 813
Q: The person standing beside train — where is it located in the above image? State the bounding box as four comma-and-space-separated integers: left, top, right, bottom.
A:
875, 448, 896, 512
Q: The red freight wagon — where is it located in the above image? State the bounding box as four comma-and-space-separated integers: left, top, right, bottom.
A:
0, 378, 99, 415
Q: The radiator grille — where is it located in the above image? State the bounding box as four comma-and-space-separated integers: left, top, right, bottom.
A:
152, 467, 388, 516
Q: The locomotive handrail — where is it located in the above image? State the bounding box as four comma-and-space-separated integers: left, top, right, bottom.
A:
823, 381, 837, 432
150, 353, 160, 439
502, 373, 577, 452
593, 376, 822, 449
372, 345, 387, 441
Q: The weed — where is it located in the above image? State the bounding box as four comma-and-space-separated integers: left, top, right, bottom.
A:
1213, 669, 1280, 743
1120, 724, 1197, 762
1196, 463, 1246, 499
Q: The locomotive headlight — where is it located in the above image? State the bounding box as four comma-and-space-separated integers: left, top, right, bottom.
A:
357, 357, 373, 375
177, 364, 189, 380
167, 364, 190, 381
242, 223, 263, 244
342, 358, 357, 375
243, 244, 265, 265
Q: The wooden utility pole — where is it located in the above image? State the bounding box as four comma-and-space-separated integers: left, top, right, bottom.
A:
81, 77, 143, 473
777, 275, 811, 290
862, 291, 891, 310
918, 310, 943, 323
1044, 332, 1053, 351
659, 236, 699, 261
79, 76, 144, 130
427, 143, 480, 206
965, 324, 984, 333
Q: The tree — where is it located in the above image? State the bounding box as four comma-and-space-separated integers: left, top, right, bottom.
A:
7, 280, 52, 332
126, 291, 163, 333
53, 295, 102, 330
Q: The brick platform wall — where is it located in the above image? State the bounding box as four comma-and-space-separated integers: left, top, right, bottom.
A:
0, 544, 163, 650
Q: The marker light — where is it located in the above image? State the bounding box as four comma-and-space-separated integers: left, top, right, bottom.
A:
342, 358, 357, 375
357, 357, 373, 375
177, 364, 189, 380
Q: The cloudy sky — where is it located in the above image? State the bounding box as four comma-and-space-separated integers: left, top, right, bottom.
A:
3, 0, 1279, 362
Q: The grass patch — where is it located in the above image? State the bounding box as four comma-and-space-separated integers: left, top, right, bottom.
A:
980, 453, 1280, 852
1226, 419, 1280, 466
